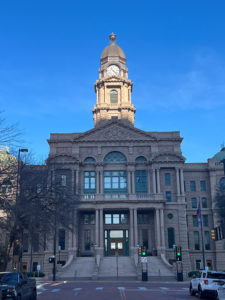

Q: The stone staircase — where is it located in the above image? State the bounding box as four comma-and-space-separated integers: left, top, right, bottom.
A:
146, 256, 175, 280
98, 256, 137, 280
58, 257, 96, 280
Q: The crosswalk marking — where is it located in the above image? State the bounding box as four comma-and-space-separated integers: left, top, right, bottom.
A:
51, 288, 60, 293
118, 287, 125, 290
138, 287, 147, 290
160, 287, 169, 290
74, 288, 82, 291
96, 287, 104, 290
182, 288, 189, 291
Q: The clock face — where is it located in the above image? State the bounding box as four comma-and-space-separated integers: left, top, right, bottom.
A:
107, 65, 120, 76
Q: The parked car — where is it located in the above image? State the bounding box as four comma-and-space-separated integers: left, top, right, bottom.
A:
189, 270, 225, 299
218, 284, 225, 300
0, 272, 36, 300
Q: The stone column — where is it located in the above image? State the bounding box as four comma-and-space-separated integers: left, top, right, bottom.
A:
180, 168, 185, 195
128, 171, 132, 194
76, 170, 79, 194
73, 209, 78, 255
99, 209, 104, 249
152, 169, 156, 194
132, 171, 135, 194
155, 209, 161, 253
160, 209, 165, 251
134, 209, 138, 247
96, 170, 99, 194
95, 209, 99, 246
100, 169, 104, 194
156, 168, 161, 193
71, 168, 74, 193
176, 168, 180, 195
129, 209, 134, 249
147, 169, 151, 193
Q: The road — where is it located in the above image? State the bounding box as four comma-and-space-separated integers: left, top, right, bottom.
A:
37, 281, 193, 300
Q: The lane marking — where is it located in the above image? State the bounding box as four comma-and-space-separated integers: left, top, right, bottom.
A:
160, 287, 169, 291
51, 282, 63, 286
74, 288, 82, 291
96, 287, 104, 290
138, 287, 147, 290
51, 288, 60, 292
182, 288, 189, 291
118, 287, 125, 290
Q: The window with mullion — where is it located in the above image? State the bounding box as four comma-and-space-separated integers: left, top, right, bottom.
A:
104, 171, 127, 193
84, 171, 96, 194
135, 170, 147, 193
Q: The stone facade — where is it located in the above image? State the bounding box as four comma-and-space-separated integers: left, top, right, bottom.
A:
19, 34, 225, 277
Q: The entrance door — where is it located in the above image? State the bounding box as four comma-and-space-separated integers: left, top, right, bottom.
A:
105, 230, 129, 256
110, 238, 124, 256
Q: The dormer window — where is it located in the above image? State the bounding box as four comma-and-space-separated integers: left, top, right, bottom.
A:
110, 90, 118, 104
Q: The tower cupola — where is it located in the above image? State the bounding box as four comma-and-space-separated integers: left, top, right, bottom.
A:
92, 34, 136, 126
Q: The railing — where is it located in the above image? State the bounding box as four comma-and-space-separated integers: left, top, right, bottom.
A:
104, 194, 127, 199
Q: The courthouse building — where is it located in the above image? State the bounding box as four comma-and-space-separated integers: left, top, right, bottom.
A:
21, 34, 225, 278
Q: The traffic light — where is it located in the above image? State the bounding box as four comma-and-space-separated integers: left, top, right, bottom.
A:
49, 256, 55, 263
211, 229, 218, 241
138, 247, 142, 256
141, 246, 146, 257
176, 246, 182, 261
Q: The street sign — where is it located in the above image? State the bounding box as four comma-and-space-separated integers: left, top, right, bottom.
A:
141, 257, 147, 263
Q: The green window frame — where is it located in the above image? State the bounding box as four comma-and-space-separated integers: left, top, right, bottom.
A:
84, 171, 96, 194
191, 198, 197, 208
193, 215, 198, 227
104, 171, 127, 193
82, 213, 95, 225
190, 181, 196, 192
200, 180, 206, 191
202, 197, 207, 208
203, 215, 208, 227
58, 229, 65, 250
166, 191, 172, 202
135, 170, 147, 193
204, 231, 210, 250
104, 213, 128, 225
165, 173, 171, 185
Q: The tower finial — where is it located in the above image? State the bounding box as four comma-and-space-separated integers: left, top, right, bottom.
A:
109, 32, 116, 43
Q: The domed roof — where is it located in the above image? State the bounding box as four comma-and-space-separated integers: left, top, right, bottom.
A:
213, 146, 225, 162
101, 33, 126, 60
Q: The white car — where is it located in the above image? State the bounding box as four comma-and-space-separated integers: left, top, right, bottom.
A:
218, 284, 225, 300
190, 270, 225, 299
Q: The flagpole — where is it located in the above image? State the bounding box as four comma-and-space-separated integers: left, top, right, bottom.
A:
199, 198, 205, 269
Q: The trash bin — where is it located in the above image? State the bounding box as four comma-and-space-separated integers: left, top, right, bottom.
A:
177, 272, 183, 281
142, 271, 148, 281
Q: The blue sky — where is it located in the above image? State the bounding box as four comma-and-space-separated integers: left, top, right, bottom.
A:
0, 0, 225, 163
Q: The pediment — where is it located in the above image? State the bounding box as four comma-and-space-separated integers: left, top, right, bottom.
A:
74, 121, 157, 142
47, 154, 79, 164
152, 153, 185, 163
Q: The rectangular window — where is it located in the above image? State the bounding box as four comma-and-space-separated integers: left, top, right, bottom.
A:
135, 170, 147, 193
84, 171, 96, 193
82, 213, 95, 225
165, 173, 171, 185
32, 262, 38, 272
33, 233, 39, 253
23, 233, 29, 253
104, 171, 127, 193
61, 175, 67, 186
203, 215, 208, 227
196, 260, 201, 270
104, 213, 128, 225
193, 216, 198, 227
165, 191, 172, 202
194, 231, 200, 250
168, 227, 175, 249
137, 213, 150, 224
200, 181, 206, 191
204, 231, 210, 250
84, 230, 91, 251
58, 229, 65, 250
191, 198, 197, 208
202, 197, 207, 208
190, 181, 196, 192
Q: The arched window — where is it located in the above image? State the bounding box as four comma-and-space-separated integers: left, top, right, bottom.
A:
110, 90, 118, 104
104, 151, 127, 163
84, 157, 96, 163
219, 177, 225, 191
167, 227, 175, 249
135, 156, 147, 163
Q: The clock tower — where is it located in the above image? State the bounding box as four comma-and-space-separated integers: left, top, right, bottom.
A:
92, 33, 136, 126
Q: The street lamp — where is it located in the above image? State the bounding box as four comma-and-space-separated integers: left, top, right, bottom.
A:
16, 148, 28, 271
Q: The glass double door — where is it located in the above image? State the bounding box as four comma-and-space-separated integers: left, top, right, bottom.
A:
105, 229, 129, 256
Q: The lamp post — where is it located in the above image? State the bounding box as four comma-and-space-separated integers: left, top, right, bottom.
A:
16, 148, 28, 271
